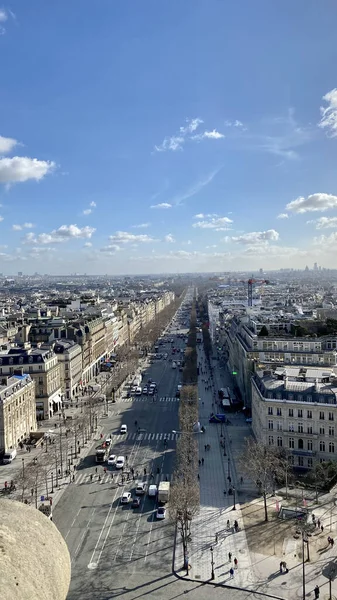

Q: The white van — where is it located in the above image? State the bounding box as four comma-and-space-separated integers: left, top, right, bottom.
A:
172, 361, 177, 369
3, 449, 17, 464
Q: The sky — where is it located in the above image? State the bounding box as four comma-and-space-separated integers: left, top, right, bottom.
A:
1, 0, 337, 275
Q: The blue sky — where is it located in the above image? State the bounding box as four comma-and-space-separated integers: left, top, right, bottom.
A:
1, 0, 337, 274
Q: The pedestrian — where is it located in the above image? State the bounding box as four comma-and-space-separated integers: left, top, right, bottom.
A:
317, 519, 321, 528
111, 473, 114, 480
312, 513, 316, 523
227, 519, 230, 528
104, 467, 107, 474
98, 474, 101, 482
283, 561, 288, 573
197, 473, 200, 480
314, 585, 320, 598
240, 476, 243, 484
95, 467, 98, 474
144, 468, 147, 475
279, 562, 283, 574
228, 551, 232, 562
321, 524, 324, 533
328, 536, 332, 546
229, 567, 234, 579
199, 459, 201, 466
215, 533, 218, 543
90, 473, 93, 482
331, 538, 335, 547
72, 474, 75, 482
201, 457, 204, 465
234, 557, 238, 568
204, 444, 207, 451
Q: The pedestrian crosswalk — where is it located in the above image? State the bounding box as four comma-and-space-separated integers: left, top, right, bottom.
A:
75, 471, 172, 487
111, 431, 179, 442
119, 396, 179, 403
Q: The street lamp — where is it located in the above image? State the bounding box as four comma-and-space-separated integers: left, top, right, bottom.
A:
210, 546, 215, 580
232, 486, 236, 510
70, 445, 73, 465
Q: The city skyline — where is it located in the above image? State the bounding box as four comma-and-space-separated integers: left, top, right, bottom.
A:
1, 1, 337, 274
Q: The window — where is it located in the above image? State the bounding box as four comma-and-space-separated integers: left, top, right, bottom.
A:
308, 457, 313, 468
319, 411, 325, 420
268, 436, 274, 445
307, 395, 312, 402
329, 412, 334, 421
276, 421, 282, 431
268, 407, 273, 415
290, 455, 295, 465
329, 426, 335, 437
289, 423, 294, 432
268, 420, 273, 430
277, 408, 282, 416
320, 441, 325, 452
329, 442, 335, 454
288, 408, 293, 417
288, 394, 294, 401
298, 438, 304, 449
298, 423, 304, 433
307, 410, 312, 419
307, 440, 313, 451
298, 409, 303, 418
277, 437, 282, 447
307, 425, 313, 434
29, 356, 33, 363
19, 357, 23, 364
289, 437, 295, 449
320, 426, 325, 435
298, 394, 303, 402
298, 456, 304, 467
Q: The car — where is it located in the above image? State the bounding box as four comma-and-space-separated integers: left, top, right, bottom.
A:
116, 456, 125, 469
105, 437, 112, 446
108, 454, 116, 466
148, 388, 154, 395
135, 481, 147, 495
131, 497, 141, 508
156, 507, 166, 520
246, 417, 253, 423
142, 387, 148, 395
121, 492, 132, 504
131, 385, 137, 393
120, 424, 127, 434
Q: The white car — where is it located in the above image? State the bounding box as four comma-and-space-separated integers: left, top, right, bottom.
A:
120, 424, 127, 434
108, 454, 116, 466
121, 492, 132, 504
156, 506, 166, 520
142, 387, 148, 395
116, 456, 125, 469
105, 437, 112, 446
148, 388, 154, 395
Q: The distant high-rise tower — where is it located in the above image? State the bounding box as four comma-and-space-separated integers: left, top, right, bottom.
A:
259, 268, 263, 276
314, 262, 318, 271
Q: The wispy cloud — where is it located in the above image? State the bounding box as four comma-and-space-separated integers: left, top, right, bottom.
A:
150, 202, 172, 209
0, 8, 15, 35
109, 231, 156, 244
83, 201, 97, 216
318, 89, 337, 138
277, 213, 289, 219
307, 217, 337, 229
132, 223, 151, 229
172, 169, 221, 206
164, 233, 175, 243
231, 230, 279, 244
12, 222, 34, 231
154, 118, 224, 152
193, 215, 233, 231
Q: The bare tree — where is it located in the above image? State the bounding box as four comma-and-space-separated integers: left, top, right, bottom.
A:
239, 438, 277, 522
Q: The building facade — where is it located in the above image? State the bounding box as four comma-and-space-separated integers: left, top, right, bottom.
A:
252, 365, 337, 470
0, 374, 36, 453
53, 340, 83, 400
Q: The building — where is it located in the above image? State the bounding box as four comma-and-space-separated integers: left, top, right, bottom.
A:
0, 374, 36, 453
53, 340, 83, 400
225, 315, 337, 407
0, 347, 62, 420
251, 365, 337, 470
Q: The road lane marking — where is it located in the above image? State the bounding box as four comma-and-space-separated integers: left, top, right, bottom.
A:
65, 507, 81, 540
73, 507, 96, 562
87, 484, 120, 570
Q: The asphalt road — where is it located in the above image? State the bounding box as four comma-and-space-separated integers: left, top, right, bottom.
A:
53, 331, 186, 600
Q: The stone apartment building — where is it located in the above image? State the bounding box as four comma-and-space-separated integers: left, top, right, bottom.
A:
53, 340, 83, 400
225, 315, 337, 407
0, 347, 62, 420
0, 374, 36, 453
252, 365, 337, 470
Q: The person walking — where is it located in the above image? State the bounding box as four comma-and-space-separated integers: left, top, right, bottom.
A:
228, 552, 232, 562
317, 518, 321, 529
201, 457, 204, 465
234, 557, 238, 568
229, 567, 234, 579
314, 585, 320, 598
321, 524, 324, 533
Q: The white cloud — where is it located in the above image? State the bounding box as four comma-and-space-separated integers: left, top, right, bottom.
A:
132, 223, 150, 229
240, 244, 304, 258
231, 230, 279, 244
307, 217, 337, 229
84, 242, 93, 247
193, 212, 217, 219
193, 216, 233, 231
109, 231, 156, 244
0, 9, 8, 22
83, 208, 92, 215
286, 193, 337, 213
0, 215, 3, 222
90, 201, 96, 207
0, 135, 17, 155
224, 119, 246, 129
150, 202, 172, 209
12, 223, 34, 231
277, 213, 289, 219
100, 244, 121, 254
155, 118, 224, 152
318, 89, 337, 138
164, 234, 175, 243
0, 156, 55, 183
192, 129, 225, 141
23, 224, 96, 245
314, 232, 337, 247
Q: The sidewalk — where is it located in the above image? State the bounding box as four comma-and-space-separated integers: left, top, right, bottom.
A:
174, 346, 337, 599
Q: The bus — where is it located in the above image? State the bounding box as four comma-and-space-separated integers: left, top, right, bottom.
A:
96, 446, 108, 463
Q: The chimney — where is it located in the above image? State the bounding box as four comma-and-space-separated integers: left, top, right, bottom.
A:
284, 375, 289, 390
